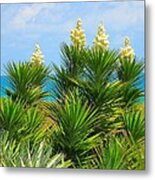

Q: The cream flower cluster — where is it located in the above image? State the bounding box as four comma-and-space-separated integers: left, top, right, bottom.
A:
31, 44, 44, 65
93, 23, 109, 50
120, 37, 135, 60
70, 18, 86, 49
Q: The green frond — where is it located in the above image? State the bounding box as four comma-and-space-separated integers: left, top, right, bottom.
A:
51, 90, 100, 165
84, 49, 119, 83
60, 43, 86, 76
0, 98, 25, 139
0, 98, 47, 142
0, 133, 72, 168
117, 58, 144, 86
5, 61, 50, 105
121, 109, 145, 143
92, 137, 127, 169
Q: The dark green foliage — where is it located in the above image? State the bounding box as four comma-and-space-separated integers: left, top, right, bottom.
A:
84, 49, 119, 83
5, 62, 50, 105
0, 98, 24, 139
51, 90, 100, 165
60, 43, 86, 76
50, 45, 144, 169
1, 40, 144, 169
0, 98, 46, 143
94, 137, 127, 169
121, 109, 145, 142
51, 44, 86, 99
117, 58, 144, 85
117, 58, 144, 107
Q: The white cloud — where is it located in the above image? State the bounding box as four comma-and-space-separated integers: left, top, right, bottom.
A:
2, 1, 144, 52
103, 2, 144, 31
8, 1, 144, 36
10, 4, 53, 29
83, 1, 144, 32
10, 3, 72, 31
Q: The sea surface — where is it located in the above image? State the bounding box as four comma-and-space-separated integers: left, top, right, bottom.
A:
0, 75, 145, 102
0, 76, 55, 100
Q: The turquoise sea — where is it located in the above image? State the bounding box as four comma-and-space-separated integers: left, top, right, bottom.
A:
0, 75, 144, 102
0, 76, 54, 100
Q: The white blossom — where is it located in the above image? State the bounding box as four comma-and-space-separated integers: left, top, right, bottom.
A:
70, 18, 86, 49
31, 44, 44, 65
120, 37, 135, 60
93, 23, 109, 49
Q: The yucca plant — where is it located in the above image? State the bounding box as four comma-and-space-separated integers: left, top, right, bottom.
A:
93, 137, 127, 169
51, 44, 86, 99
0, 18, 145, 170
0, 98, 25, 140
60, 44, 86, 76
0, 132, 72, 168
51, 90, 100, 166
117, 58, 144, 107
5, 62, 50, 105
117, 58, 144, 85
0, 98, 47, 143
85, 135, 144, 170
121, 108, 145, 143
80, 49, 122, 106
64, 49, 125, 138
50, 23, 145, 169
125, 138, 145, 170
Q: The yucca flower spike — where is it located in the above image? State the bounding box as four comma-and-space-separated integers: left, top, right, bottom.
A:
70, 18, 86, 49
93, 22, 109, 50
120, 37, 135, 61
31, 43, 44, 65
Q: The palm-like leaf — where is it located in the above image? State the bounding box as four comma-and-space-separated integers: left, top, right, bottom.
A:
125, 138, 144, 170
121, 109, 144, 142
51, 64, 76, 99
92, 137, 127, 169
77, 49, 123, 110
84, 49, 119, 83
51, 90, 100, 165
0, 98, 24, 139
60, 43, 85, 76
117, 58, 144, 85
86, 136, 144, 170
0, 133, 72, 168
19, 107, 47, 143
121, 85, 144, 107
51, 44, 86, 99
0, 98, 47, 142
117, 58, 144, 107
5, 62, 50, 105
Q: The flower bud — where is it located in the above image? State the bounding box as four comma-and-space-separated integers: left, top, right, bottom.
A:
30, 44, 44, 66
70, 18, 86, 49
120, 37, 135, 61
93, 23, 109, 50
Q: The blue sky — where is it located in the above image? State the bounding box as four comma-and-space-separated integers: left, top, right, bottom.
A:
1, 1, 144, 74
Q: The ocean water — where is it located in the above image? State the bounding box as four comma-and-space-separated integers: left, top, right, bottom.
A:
1, 76, 9, 97
0, 75, 144, 102
0, 76, 55, 100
